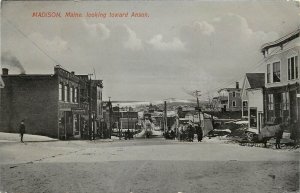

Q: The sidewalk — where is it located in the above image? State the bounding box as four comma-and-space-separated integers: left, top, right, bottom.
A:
0, 132, 58, 142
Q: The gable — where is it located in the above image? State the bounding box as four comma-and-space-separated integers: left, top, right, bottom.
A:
241, 76, 250, 100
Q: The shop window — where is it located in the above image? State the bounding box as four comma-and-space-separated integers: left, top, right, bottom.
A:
267, 94, 274, 121
281, 92, 290, 121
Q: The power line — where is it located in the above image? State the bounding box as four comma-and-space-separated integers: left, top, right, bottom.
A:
3, 17, 64, 68
202, 45, 283, 97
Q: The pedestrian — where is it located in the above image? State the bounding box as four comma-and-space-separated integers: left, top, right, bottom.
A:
19, 120, 26, 143
196, 124, 203, 142
275, 123, 285, 149
187, 123, 194, 142
170, 130, 175, 140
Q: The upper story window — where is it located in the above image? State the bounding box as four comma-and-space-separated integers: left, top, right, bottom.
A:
288, 55, 298, 80
70, 87, 74, 103
232, 91, 236, 97
59, 83, 63, 101
272, 61, 281, 82
74, 88, 78, 103
98, 90, 101, 100
64, 85, 68, 102
267, 64, 271, 83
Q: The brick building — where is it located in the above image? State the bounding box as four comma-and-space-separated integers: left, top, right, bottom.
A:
0, 65, 103, 139
77, 75, 104, 139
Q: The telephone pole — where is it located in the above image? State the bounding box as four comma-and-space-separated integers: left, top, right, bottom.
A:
108, 97, 112, 139
88, 73, 93, 140
194, 90, 202, 127
164, 101, 167, 133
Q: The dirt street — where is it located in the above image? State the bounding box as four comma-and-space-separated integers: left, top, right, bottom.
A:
0, 138, 299, 193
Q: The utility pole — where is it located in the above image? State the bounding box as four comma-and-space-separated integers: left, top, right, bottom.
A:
194, 90, 202, 128
108, 97, 112, 139
164, 101, 167, 133
118, 105, 121, 140
127, 112, 130, 139
88, 73, 93, 140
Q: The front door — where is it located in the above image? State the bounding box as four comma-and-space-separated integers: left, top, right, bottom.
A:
250, 108, 257, 128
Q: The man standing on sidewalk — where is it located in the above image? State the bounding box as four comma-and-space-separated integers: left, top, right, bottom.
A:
19, 120, 26, 143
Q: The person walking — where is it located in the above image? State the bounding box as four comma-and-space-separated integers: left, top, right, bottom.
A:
275, 123, 285, 149
197, 124, 203, 142
19, 120, 26, 143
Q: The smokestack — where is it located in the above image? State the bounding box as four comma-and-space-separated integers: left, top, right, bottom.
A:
1, 52, 26, 74
2, 68, 8, 75
236, 82, 239, 89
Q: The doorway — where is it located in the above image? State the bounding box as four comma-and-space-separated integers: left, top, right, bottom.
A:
250, 108, 257, 128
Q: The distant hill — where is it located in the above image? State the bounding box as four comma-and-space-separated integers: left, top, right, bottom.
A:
110, 98, 206, 110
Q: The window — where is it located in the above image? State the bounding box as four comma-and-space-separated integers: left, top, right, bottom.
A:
273, 62, 280, 82
243, 101, 248, 117
267, 94, 274, 121
67, 86, 70, 102
232, 91, 236, 97
59, 83, 63, 101
267, 64, 271, 83
280, 92, 290, 122
268, 94, 274, 110
282, 92, 290, 111
288, 56, 298, 80
232, 100, 236, 107
74, 88, 78, 103
70, 87, 74, 103
64, 85, 68, 102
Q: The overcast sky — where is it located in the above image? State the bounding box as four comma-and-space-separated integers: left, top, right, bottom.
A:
1, 0, 300, 101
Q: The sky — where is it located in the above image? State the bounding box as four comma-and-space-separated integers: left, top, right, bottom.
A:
1, 0, 300, 101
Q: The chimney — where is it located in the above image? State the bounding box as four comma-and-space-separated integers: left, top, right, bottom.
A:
236, 82, 239, 89
2, 68, 8, 75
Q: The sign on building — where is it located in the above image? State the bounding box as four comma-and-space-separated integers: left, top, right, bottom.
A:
0, 76, 5, 88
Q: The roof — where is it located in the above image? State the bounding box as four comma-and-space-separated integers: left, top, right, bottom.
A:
246, 73, 265, 88
261, 29, 300, 53
218, 88, 241, 92
1, 74, 54, 79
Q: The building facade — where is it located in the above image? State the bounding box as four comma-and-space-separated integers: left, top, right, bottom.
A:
261, 29, 300, 139
217, 82, 242, 112
0, 65, 103, 139
241, 73, 265, 132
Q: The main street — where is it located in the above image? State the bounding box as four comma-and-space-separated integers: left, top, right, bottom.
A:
0, 137, 299, 193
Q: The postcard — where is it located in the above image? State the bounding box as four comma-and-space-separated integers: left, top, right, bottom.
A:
0, 1, 299, 193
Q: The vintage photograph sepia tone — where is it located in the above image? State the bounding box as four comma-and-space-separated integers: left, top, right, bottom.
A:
0, 0, 300, 193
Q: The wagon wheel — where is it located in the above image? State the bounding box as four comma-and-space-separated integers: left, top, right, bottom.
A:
246, 132, 255, 141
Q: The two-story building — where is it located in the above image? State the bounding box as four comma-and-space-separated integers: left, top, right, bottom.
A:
77, 75, 103, 139
0, 65, 104, 139
217, 82, 242, 112
0, 66, 83, 139
261, 29, 300, 138
241, 73, 265, 132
